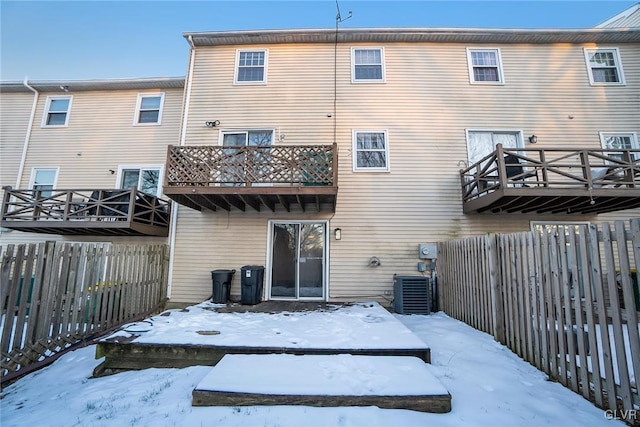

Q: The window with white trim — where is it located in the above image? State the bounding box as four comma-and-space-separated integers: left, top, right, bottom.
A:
117, 165, 163, 196
352, 130, 389, 172
135, 93, 164, 125
466, 130, 522, 165
351, 48, 385, 82
221, 130, 274, 186
584, 48, 625, 85
235, 50, 268, 84
466, 48, 504, 84
42, 96, 72, 127
599, 132, 638, 161
29, 168, 59, 197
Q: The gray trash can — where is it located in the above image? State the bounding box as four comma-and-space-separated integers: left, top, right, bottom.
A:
211, 269, 235, 303
241, 265, 265, 305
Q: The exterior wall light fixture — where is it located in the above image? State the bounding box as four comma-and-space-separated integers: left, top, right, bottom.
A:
334, 228, 341, 240
205, 120, 220, 128
528, 134, 538, 144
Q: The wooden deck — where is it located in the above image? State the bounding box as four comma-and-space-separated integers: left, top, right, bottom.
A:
93, 301, 431, 376
192, 354, 451, 413
461, 145, 640, 214
0, 188, 171, 236
163, 144, 338, 213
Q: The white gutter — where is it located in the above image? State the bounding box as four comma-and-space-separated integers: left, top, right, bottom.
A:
166, 35, 196, 299
16, 78, 39, 188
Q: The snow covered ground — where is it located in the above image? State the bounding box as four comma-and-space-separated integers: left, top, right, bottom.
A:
0, 307, 625, 427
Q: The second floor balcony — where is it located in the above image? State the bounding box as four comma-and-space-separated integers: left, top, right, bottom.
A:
1, 188, 171, 237
461, 144, 640, 215
163, 144, 338, 213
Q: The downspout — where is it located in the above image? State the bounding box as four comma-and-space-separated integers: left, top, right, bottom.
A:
166, 35, 196, 300
16, 78, 39, 188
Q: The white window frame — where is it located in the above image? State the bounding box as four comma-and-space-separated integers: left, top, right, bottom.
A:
234, 49, 268, 85
599, 132, 638, 161
134, 93, 165, 125
41, 96, 72, 127
28, 167, 59, 196
218, 128, 275, 146
584, 48, 625, 86
352, 130, 390, 172
465, 129, 524, 160
466, 48, 505, 85
351, 47, 386, 83
116, 164, 164, 197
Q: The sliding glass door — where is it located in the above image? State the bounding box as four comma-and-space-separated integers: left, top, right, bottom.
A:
269, 221, 327, 300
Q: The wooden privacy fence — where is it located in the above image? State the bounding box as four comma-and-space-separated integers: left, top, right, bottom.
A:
438, 219, 640, 419
0, 242, 168, 381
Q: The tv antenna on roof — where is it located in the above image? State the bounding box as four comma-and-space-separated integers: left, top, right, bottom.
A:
336, 0, 352, 24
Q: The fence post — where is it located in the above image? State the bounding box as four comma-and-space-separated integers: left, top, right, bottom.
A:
486, 233, 505, 344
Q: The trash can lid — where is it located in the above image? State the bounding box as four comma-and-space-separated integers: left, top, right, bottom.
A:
241, 265, 265, 270
212, 269, 236, 274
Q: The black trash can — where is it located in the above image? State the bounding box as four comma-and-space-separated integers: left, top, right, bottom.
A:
241, 265, 265, 305
211, 269, 235, 303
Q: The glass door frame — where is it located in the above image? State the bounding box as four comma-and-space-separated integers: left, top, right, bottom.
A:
266, 220, 329, 301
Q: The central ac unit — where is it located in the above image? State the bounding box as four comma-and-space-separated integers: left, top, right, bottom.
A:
393, 275, 431, 314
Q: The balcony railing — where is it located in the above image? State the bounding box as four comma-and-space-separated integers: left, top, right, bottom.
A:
1, 188, 171, 236
164, 144, 338, 212
461, 144, 640, 214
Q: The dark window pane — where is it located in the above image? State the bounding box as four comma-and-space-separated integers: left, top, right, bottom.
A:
238, 67, 264, 82
355, 65, 382, 80
357, 151, 386, 168
139, 110, 160, 123
474, 67, 499, 82
47, 112, 67, 125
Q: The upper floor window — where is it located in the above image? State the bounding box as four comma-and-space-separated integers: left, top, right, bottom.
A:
118, 165, 163, 196
351, 48, 385, 83
584, 48, 625, 85
235, 50, 268, 84
135, 93, 165, 125
466, 48, 504, 84
352, 130, 389, 172
29, 167, 59, 197
600, 132, 638, 161
42, 96, 72, 127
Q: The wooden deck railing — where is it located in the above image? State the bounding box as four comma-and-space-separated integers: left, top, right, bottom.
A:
461, 144, 640, 202
165, 144, 338, 187
1, 187, 170, 228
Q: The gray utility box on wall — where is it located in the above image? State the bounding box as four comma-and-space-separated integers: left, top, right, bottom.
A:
393, 275, 431, 315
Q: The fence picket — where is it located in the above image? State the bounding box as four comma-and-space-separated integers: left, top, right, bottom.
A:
1, 242, 168, 380
437, 218, 639, 415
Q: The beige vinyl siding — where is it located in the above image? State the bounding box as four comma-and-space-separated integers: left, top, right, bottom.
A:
0, 91, 35, 243
19, 88, 183, 190
1, 86, 182, 247
168, 41, 640, 303
0, 91, 33, 190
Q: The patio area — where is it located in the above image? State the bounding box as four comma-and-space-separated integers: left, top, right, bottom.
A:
95, 300, 444, 412
95, 301, 431, 375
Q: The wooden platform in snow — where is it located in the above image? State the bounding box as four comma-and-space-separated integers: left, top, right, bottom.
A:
94, 302, 431, 375
192, 354, 451, 413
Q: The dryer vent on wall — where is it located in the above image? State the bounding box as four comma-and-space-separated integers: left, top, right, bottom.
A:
393, 275, 431, 315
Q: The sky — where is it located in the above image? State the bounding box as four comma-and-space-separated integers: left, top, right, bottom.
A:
0, 0, 637, 81
1, 302, 629, 426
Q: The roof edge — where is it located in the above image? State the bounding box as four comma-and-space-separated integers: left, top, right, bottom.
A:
1, 76, 185, 92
